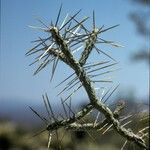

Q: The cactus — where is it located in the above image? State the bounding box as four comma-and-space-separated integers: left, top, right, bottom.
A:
26, 5, 148, 149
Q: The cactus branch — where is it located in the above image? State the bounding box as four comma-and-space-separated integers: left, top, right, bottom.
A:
27, 6, 148, 149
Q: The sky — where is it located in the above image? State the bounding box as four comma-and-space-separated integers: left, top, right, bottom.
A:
0, 0, 149, 106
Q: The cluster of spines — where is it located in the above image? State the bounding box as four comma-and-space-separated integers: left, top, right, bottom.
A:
27, 5, 149, 150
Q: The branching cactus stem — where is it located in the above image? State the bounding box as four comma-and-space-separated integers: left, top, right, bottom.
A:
27, 5, 149, 149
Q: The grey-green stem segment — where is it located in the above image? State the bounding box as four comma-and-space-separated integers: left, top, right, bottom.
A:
48, 27, 147, 149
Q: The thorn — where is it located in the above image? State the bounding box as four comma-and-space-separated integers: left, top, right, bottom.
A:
103, 84, 120, 103
66, 16, 89, 34
32, 128, 47, 137
92, 80, 113, 83
55, 4, 63, 27
26, 48, 44, 57
99, 24, 120, 33
60, 14, 69, 29
87, 62, 118, 74
57, 76, 78, 96
47, 132, 52, 149
28, 25, 47, 31
84, 61, 110, 69
28, 106, 47, 124
89, 68, 121, 78
43, 95, 52, 122
121, 120, 132, 128
55, 72, 75, 88
36, 17, 50, 29
26, 38, 49, 55
72, 45, 83, 54
33, 56, 50, 75
59, 9, 82, 31
38, 43, 54, 61
94, 46, 116, 62
61, 98, 68, 118
50, 57, 59, 82
121, 140, 128, 150
93, 112, 100, 127
92, 10, 95, 29
70, 15, 90, 34
63, 84, 82, 103
45, 93, 58, 122
102, 124, 113, 134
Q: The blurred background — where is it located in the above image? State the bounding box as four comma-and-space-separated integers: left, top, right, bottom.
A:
0, 0, 149, 149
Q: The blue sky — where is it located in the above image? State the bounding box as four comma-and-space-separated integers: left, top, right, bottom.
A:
0, 0, 149, 105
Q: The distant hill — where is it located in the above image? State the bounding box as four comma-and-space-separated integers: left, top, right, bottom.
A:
0, 98, 45, 129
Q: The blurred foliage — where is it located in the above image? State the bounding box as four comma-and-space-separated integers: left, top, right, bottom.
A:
131, 0, 150, 5
0, 108, 149, 150
0, 91, 149, 150
131, 49, 149, 64
129, 0, 150, 64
